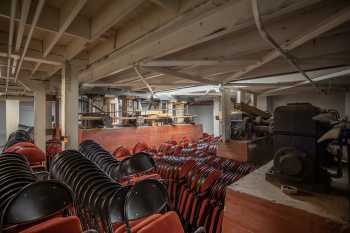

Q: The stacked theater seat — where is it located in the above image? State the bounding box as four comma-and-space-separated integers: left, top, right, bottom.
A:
79, 140, 160, 185
66, 141, 186, 233
0, 152, 81, 233
113, 146, 131, 160
155, 135, 254, 233
3, 130, 46, 170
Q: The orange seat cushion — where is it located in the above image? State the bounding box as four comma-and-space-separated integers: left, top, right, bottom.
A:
138, 211, 184, 233
114, 214, 162, 233
19, 216, 82, 233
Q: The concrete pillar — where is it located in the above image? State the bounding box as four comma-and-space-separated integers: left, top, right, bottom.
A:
346, 92, 350, 118
237, 90, 247, 104
19, 80, 47, 151
61, 62, 79, 150
257, 95, 268, 111
236, 90, 242, 103
168, 101, 173, 116
46, 101, 53, 129
213, 97, 221, 137
33, 88, 47, 151
5, 99, 19, 140
251, 93, 257, 106
221, 87, 235, 141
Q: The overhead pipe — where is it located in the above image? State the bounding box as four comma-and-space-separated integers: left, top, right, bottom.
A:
14, 0, 45, 83
5, 0, 17, 97
251, 0, 325, 94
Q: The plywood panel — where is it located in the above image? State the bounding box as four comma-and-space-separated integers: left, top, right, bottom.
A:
79, 124, 203, 152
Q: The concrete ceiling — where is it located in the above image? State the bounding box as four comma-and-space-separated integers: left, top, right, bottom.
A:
0, 0, 350, 96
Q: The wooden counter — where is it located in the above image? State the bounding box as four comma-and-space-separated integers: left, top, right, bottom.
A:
223, 161, 350, 233
217, 137, 273, 165
79, 124, 203, 152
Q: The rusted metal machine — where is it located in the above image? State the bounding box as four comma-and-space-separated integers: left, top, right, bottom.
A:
266, 103, 347, 193
230, 103, 272, 140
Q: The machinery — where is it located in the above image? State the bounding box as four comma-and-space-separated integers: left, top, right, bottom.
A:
266, 103, 346, 193
230, 103, 272, 140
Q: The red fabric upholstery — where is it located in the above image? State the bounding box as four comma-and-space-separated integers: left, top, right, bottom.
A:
19, 216, 82, 233
183, 192, 194, 220
215, 210, 224, 233
138, 211, 184, 233
114, 214, 162, 233
178, 189, 189, 216
46, 139, 62, 156
208, 206, 220, 233
196, 198, 209, 227
113, 146, 131, 160
199, 170, 222, 193
133, 142, 148, 154
114, 214, 161, 233
120, 173, 161, 186
178, 160, 195, 179
5, 142, 45, 165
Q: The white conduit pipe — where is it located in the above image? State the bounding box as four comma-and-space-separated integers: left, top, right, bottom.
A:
251, 0, 325, 94
14, 0, 45, 83
5, 0, 17, 97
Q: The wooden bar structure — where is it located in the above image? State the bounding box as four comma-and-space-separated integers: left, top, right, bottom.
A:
79, 124, 203, 152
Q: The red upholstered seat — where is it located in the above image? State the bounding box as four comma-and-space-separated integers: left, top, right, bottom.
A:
138, 211, 184, 233
114, 214, 162, 233
5, 142, 46, 165
19, 216, 82, 233
113, 146, 131, 160
133, 142, 149, 154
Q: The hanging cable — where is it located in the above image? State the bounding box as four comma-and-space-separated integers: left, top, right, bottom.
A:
251, 0, 325, 95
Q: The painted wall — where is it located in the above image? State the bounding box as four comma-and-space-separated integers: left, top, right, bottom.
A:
19, 101, 34, 127
189, 104, 214, 135
0, 100, 34, 146
5, 100, 19, 141
270, 92, 346, 117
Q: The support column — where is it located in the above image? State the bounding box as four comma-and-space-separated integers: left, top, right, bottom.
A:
33, 88, 47, 152
213, 97, 221, 137
5, 99, 19, 140
237, 90, 247, 104
221, 87, 235, 141
257, 95, 268, 111
257, 95, 274, 113
46, 101, 53, 129
61, 62, 79, 150
20, 80, 47, 151
251, 93, 257, 106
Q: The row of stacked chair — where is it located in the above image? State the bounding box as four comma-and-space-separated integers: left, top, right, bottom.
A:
106, 134, 252, 233
0, 152, 78, 233
155, 137, 255, 233
79, 140, 159, 185
110, 134, 221, 160
0, 130, 85, 233
75, 140, 185, 233
50, 149, 181, 233
1, 131, 186, 233
2, 130, 46, 170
